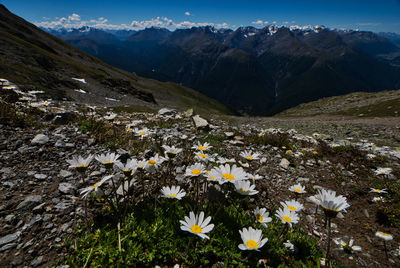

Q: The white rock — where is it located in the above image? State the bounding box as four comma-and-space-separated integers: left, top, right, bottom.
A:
58, 183, 76, 195
279, 158, 290, 169
31, 134, 49, 145
192, 115, 209, 129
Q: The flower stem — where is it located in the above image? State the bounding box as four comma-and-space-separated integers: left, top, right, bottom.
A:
326, 217, 332, 257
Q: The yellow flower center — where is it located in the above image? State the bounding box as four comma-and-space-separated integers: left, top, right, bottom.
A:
246, 240, 259, 249
169, 194, 177, 198
148, 160, 156, 165
246, 155, 253, 160
257, 215, 263, 222
104, 161, 113, 165
295, 188, 302, 193
198, 153, 207, 158
380, 232, 391, 237
139, 131, 146, 136
241, 189, 247, 192
283, 216, 292, 223
222, 173, 235, 181
198, 146, 206, 150
287, 206, 297, 211
93, 182, 99, 190
190, 225, 202, 234
191, 169, 201, 175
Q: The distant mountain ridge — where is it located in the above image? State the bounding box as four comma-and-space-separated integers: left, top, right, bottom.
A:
45, 24, 400, 115
0, 4, 231, 115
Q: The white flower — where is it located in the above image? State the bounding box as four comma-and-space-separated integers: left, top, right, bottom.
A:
316, 189, 350, 216
185, 163, 205, 177
104, 113, 117, 120
216, 157, 236, 164
180, 211, 214, 239
280, 199, 304, 212
238, 227, 268, 251
194, 152, 216, 162
366, 154, 376, 159
234, 180, 258, 195
95, 153, 120, 168
115, 159, 138, 176
161, 186, 186, 200
275, 207, 300, 227
284, 240, 295, 252
238, 161, 249, 168
288, 184, 306, 194
307, 195, 321, 206
205, 169, 221, 183
372, 196, 385, 203
66, 155, 93, 172
247, 173, 263, 181
375, 167, 392, 175
333, 237, 362, 253
211, 164, 247, 184
162, 145, 182, 159
192, 142, 212, 151
80, 175, 113, 198
253, 207, 272, 224
134, 128, 151, 138
375, 231, 393, 241
370, 188, 387, 194
240, 150, 260, 161
145, 154, 166, 172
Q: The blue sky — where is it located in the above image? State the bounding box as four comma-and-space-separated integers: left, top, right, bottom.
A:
1, 0, 400, 33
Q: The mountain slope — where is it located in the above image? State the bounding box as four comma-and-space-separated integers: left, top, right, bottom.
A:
0, 5, 231, 115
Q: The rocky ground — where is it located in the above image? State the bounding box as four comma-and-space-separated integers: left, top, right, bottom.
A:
1, 88, 400, 267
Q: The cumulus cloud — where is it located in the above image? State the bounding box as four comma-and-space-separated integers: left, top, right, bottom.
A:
185, 11, 191, 16
34, 13, 230, 31
251, 19, 269, 26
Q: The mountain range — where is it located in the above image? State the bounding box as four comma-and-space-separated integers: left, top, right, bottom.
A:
0, 4, 230, 115
44, 24, 400, 115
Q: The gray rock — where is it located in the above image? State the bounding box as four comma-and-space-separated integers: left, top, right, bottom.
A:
59, 170, 73, 178
362, 209, 370, 218
87, 138, 96, 146
31, 134, 49, 145
58, 182, 76, 195
54, 202, 72, 213
32, 203, 46, 213
55, 139, 65, 148
279, 158, 291, 169
34, 174, 47, 180
158, 108, 176, 116
0, 231, 21, 246
30, 256, 44, 267
3, 181, 15, 188
0, 243, 17, 252
4, 214, 16, 223
0, 167, 12, 175
192, 115, 209, 129
65, 143, 75, 148
17, 195, 43, 210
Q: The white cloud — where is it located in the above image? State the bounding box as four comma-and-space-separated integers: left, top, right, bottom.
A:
34, 13, 231, 31
185, 11, 191, 16
251, 19, 269, 26
68, 13, 81, 21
